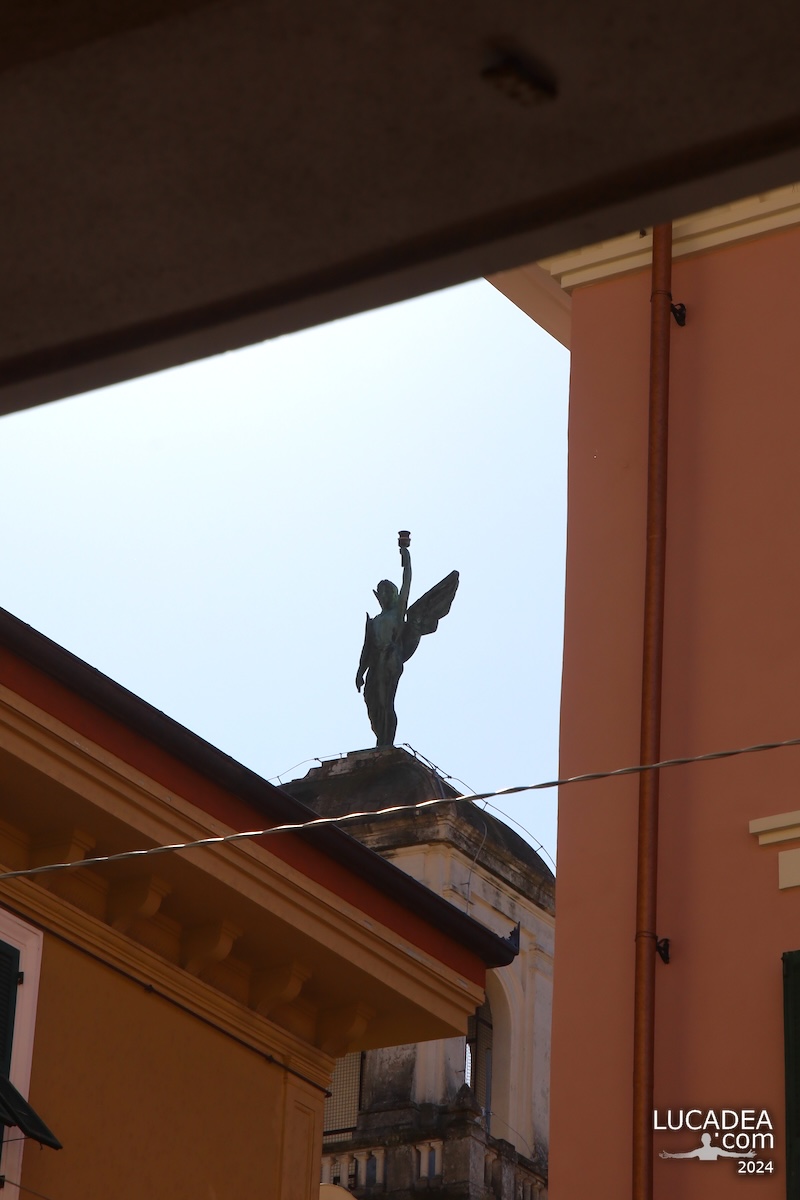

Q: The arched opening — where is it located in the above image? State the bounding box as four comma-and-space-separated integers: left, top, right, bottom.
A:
484, 970, 515, 1151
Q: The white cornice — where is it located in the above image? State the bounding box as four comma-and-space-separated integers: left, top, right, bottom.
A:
539, 183, 800, 292
488, 183, 800, 348
487, 261, 572, 349
749, 808, 800, 891
749, 809, 800, 846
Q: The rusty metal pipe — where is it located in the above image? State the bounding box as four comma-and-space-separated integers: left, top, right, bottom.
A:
632, 223, 673, 1200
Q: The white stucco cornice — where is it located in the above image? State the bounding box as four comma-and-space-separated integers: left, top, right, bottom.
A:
749, 808, 800, 890
487, 261, 572, 350
489, 182, 800, 350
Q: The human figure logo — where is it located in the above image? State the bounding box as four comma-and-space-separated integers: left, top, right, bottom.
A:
654, 1109, 774, 1175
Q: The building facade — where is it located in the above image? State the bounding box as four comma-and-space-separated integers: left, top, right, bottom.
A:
286, 747, 554, 1199
497, 188, 800, 1200
0, 612, 514, 1200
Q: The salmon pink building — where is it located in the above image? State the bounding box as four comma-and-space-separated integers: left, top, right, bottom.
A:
495, 185, 800, 1200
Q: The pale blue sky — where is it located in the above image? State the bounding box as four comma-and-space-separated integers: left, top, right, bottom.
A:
0, 278, 568, 865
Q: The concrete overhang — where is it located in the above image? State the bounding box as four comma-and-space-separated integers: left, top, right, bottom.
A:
3, 0, 800, 411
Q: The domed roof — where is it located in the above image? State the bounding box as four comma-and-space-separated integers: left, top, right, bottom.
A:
284, 746, 555, 914
458, 799, 554, 883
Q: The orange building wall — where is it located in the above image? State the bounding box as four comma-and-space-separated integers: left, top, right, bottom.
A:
0, 650, 486, 987
551, 225, 800, 1199
22, 934, 322, 1200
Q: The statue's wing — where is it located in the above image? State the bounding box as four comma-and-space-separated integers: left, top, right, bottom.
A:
401, 570, 459, 662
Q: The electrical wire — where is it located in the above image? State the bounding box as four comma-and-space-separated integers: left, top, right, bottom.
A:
1, 733, 799, 884
0, 1179, 60, 1200
402, 744, 557, 869
480, 801, 557, 873
485, 1111, 536, 1160
268, 753, 348, 784
463, 817, 488, 913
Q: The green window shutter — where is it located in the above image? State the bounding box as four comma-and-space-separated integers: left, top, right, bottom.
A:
0, 939, 20, 1080
783, 950, 800, 1198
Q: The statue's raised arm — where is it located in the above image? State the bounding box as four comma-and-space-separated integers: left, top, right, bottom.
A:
357, 532, 459, 747
397, 540, 412, 619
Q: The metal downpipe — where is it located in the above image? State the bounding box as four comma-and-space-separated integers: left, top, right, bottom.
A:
632, 222, 673, 1200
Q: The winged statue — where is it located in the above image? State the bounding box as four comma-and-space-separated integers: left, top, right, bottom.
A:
356, 532, 459, 746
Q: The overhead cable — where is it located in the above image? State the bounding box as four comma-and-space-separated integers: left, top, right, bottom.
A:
1, 733, 800, 884
0, 1179, 60, 1200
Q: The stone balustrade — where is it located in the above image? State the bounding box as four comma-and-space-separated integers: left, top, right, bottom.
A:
321, 1146, 385, 1189
514, 1165, 546, 1200
321, 1132, 546, 1197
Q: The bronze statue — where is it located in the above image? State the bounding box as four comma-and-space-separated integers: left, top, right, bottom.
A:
356, 532, 459, 746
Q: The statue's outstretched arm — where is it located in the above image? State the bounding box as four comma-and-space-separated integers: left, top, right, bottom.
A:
356, 613, 371, 692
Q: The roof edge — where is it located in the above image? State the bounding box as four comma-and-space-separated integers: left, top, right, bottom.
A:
0, 608, 516, 970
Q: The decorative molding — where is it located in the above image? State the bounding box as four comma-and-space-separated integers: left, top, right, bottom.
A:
107, 874, 171, 933
391, 841, 555, 933
539, 182, 800, 292
0, 818, 29, 872
30, 826, 95, 869
0, 686, 484, 1035
317, 1001, 374, 1057
778, 850, 800, 891
181, 919, 242, 976
0, 874, 334, 1089
487, 262, 571, 349
251, 960, 312, 1017
749, 809, 800, 846
749, 809, 800, 890
489, 183, 800, 343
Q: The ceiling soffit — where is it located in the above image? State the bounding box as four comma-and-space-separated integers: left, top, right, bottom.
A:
2, 1, 800, 409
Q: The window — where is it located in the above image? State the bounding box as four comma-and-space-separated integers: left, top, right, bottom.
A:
323, 1052, 363, 1144
0, 910, 60, 1188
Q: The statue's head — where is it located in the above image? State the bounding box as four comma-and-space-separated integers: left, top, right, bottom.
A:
374, 579, 399, 610
700, 1134, 712, 1147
